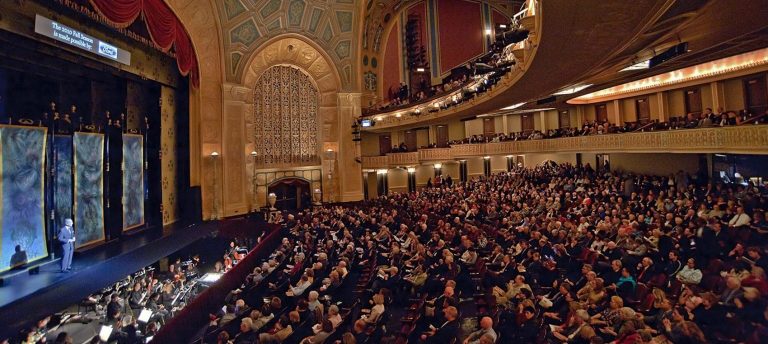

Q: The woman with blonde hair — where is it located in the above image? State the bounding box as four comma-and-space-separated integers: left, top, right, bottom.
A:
363, 293, 385, 324
591, 296, 623, 327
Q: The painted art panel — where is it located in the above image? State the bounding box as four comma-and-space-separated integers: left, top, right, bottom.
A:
0, 126, 48, 272
53, 136, 73, 232
122, 134, 144, 230
73, 132, 105, 248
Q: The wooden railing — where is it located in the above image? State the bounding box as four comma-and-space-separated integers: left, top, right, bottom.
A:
360, 125, 768, 169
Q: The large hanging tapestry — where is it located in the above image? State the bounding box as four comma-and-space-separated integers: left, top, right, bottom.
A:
74, 132, 105, 248
0, 126, 48, 272
122, 134, 144, 230
53, 136, 73, 234
253, 65, 319, 166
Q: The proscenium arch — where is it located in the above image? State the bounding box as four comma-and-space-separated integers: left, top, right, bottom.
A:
164, 0, 226, 220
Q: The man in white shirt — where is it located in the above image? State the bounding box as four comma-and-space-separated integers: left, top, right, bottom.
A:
728, 207, 751, 228
463, 316, 497, 344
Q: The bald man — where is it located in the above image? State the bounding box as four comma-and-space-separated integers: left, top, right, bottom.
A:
58, 218, 75, 272
422, 306, 460, 343
463, 316, 496, 344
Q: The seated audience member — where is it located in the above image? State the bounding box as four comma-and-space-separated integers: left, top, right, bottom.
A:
421, 306, 460, 343
463, 316, 497, 344
259, 316, 293, 343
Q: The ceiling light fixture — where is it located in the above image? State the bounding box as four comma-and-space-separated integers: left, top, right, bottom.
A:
552, 84, 593, 95
619, 60, 650, 72
501, 102, 526, 110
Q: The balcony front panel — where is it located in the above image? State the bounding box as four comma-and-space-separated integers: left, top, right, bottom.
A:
419, 148, 453, 162
386, 152, 419, 166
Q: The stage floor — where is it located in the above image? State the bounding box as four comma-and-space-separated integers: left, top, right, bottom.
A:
0, 221, 218, 339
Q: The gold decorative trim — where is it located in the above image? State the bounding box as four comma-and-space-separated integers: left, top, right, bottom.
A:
361, 126, 768, 168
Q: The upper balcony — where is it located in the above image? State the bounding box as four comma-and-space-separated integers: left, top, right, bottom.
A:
360, 125, 768, 169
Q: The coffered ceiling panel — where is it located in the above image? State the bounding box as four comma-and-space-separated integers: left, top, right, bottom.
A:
216, 0, 359, 88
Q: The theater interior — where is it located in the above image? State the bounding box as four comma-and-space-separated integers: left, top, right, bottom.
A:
0, 0, 767, 343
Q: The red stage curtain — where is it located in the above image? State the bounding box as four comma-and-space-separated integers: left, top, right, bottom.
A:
88, 0, 199, 86
88, 0, 142, 28
142, 0, 177, 51
173, 20, 193, 75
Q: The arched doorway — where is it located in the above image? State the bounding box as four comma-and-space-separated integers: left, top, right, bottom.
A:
268, 178, 311, 210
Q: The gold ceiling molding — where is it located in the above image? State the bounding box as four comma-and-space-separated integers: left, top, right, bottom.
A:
241, 35, 341, 102
215, 0, 358, 88
569, 48, 768, 104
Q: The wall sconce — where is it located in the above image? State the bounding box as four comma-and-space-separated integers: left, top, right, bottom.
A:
210, 151, 219, 157
416, 67, 425, 72
376, 169, 388, 175
407, 167, 416, 173
485, 29, 492, 36
313, 188, 322, 206
483, 156, 491, 160
433, 163, 442, 169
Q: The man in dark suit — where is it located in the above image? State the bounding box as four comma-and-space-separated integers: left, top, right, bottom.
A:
422, 306, 460, 343
58, 218, 75, 272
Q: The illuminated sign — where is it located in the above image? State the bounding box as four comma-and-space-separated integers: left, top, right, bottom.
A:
34, 14, 131, 65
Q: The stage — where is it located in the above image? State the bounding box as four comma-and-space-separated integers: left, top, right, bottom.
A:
0, 221, 218, 339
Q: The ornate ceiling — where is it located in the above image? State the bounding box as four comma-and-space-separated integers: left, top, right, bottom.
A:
215, 0, 359, 89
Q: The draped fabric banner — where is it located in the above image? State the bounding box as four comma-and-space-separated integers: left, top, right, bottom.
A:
74, 133, 105, 248
0, 126, 48, 272
122, 134, 144, 230
88, 0, 199, 83
53, 136, 73, 233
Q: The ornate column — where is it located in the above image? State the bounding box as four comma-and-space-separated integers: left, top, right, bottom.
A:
710, 81, 724, 111
219, 83, 249, 217
538, 111, 548, 132
336, 93, 364, 202
611, 99, 622, 125
656, 91, 669, 123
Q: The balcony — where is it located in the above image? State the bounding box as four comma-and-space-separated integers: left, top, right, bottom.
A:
360, 125, 768, 169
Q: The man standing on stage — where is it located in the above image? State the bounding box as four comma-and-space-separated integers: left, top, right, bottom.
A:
59, 218, 75, 272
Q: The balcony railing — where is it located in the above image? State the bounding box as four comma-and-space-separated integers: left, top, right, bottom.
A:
360, 125, 768, 169
386, 152, 419, 166
418, 147, 452, 161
